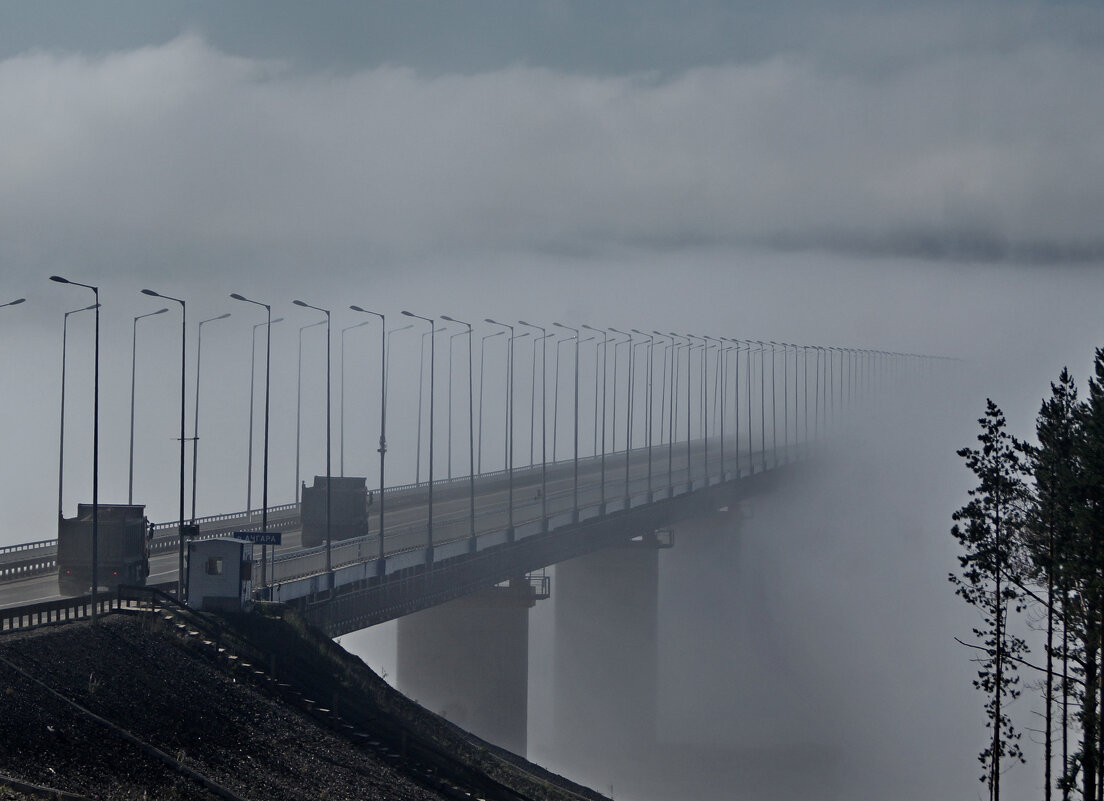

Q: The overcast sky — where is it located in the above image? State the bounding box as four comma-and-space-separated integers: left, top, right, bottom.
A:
1, 4, 1102, 797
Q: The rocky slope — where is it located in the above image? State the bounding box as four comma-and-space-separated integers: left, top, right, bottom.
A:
0, 604, 606, 801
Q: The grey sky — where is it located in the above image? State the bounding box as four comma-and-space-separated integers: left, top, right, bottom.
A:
1, 7, 1102, 797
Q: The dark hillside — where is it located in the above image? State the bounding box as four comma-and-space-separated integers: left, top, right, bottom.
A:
0, 605, 605, 801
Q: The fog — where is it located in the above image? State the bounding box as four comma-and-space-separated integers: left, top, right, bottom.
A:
2, 6, 1103, 799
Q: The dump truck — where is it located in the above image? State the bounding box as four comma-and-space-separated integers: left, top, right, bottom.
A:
300, 476, 369, 548
57, 503, 150, 596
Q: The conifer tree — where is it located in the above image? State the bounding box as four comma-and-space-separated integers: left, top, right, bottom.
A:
1025, 369, 1081, 800
951, 399, 1030, 800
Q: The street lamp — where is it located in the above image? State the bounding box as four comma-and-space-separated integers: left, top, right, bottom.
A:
552, 333, 576, 462
552, 322, 580, 520
477, 330, 504, 473
339, 319, 372, 477
632, 329, 656, 497
248, 317, 284, 517
1, 298, 25, 309
581, 324, 609, 508
296, 318, 325, 501
128, 307, 168, 504
518, 321, 548, 525
441, 315, 476, 542
58, 303, 99, 519
293, 299, 333, 580
141, 288, 188, 600
416, 326, 449, 484
230, 292, 275, 587
446, 330, 467, 479
350, 305, 396, 570
404, 310, 438, 560
485, 318, 517, 534
652, 332, 675, 489
50, 276, 100, 619
191, 313, 230, 522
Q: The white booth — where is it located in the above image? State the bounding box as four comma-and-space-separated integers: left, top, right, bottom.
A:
186, 538, 254, 613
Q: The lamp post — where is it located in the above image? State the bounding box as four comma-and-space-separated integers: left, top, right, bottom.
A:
582, 324, 609, 508
477, 330, 504, 473
553, 333, 576, 462
441, 315, 476, 542
632, 329, 656, 496
350, 306, 398, 570
191, 313, 230, 522
652, 332, 674, 489
446, 330, 467, 479
58, 302, 98, 519
230, 293, 275, 587
250, 317, 285, 516
609, 328, 635, 500
485, 318, 517, 534
552, 322, 580, 520
50, 276, 100, 619
140, 288, 187, 601
518, 321, 548, 525
416, 326, 449, 484
0, 298, 24, 309
293, 299, 333, 579
403, 310, 438, 560
296, 319, 324, 502
671, 333, 693, 485
339, 319, 372, 477
128, 307, 168, 504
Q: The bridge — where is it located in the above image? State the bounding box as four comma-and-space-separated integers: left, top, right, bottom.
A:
0, 334, 932, 762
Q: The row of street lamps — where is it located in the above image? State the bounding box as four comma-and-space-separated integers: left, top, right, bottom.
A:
25, 279, 925, 605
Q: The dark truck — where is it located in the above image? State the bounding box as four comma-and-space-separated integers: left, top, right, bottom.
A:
300, 476, 369, 548
57, 503, 150, 596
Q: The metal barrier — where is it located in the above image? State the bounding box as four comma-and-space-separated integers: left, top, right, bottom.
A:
0, 581, 177, 633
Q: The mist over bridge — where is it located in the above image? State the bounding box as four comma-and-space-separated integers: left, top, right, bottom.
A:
0, 305, 939, 761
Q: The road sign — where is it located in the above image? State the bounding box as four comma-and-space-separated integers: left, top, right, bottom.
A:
233, 531, 282, 545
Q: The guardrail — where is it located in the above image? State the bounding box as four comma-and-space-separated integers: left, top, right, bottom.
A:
0, 581, 177, 633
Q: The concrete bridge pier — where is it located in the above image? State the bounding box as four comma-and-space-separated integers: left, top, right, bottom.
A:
552, 532, 665, 767
396, 577, 541, 756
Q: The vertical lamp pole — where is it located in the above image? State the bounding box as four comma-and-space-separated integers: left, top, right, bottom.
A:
518, 321, 548, 525
58, 302, 98, 519
632, 329, 656, 497
248, 317, 285, 517
350, 306, 391, 569
51, 277, 99, 618
140, 289, 187, 600
293, 300, 333, 581
553, 322, 580, 520
231, 293, 274, 587
128, 307, 168, 505
582, 324, 609, 508
297, 319, 326, 501
191, 313, 230, 522
404, 310, 437, 560
652, 332, 674, 490
339, 319, 372, 477
442, 315, 476, 542
477, 331, 504, 473
485, 319, 517, 534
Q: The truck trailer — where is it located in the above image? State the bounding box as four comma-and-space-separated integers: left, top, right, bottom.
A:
57, 503, 150, 596
300, 476, 369, 548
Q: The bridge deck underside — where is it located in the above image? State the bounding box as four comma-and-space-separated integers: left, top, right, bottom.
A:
302, 466, 788, 637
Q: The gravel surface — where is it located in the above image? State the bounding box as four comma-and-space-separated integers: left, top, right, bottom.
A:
0, 609, 605, 801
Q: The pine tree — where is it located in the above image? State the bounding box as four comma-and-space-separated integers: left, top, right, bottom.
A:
951, 399, 1030, 800
1025, 369, 1081, 800
1071, 350, 1104, 801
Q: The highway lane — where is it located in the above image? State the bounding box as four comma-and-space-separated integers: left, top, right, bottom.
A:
1, 435, 783, 609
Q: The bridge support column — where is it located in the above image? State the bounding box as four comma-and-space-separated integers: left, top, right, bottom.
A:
396, 577, 538, 756
552, 533, 662, 767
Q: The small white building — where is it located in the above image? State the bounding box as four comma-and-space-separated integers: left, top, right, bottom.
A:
187, 538, 254, 613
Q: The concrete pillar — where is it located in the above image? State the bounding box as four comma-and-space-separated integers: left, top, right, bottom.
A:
396, 577, 537, 756
552, 534, 661, 767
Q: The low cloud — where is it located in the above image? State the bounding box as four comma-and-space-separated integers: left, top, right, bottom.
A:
1, 32, 1102, 281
